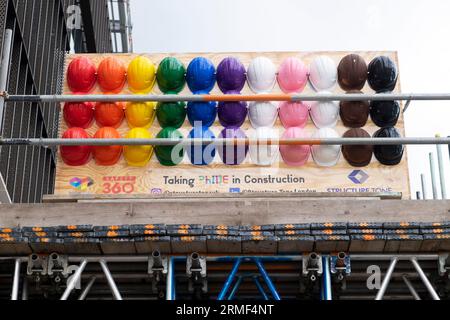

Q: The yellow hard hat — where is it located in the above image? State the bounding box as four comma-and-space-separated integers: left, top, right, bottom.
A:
127, 56, 156, 93
125, 101, 156, 128
123, 128, 153, 167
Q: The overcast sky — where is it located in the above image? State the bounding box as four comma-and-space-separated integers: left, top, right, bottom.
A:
130, 0, 450, 198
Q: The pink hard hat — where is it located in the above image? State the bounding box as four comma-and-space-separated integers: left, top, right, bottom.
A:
277, 57, 308, 93
279, 127, 311, 166
278, 101, 309, 128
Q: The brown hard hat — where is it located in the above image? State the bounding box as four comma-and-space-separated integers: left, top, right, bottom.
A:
338, 54, 368, 91
341, 128, 373, 167
340, 90, 370, 128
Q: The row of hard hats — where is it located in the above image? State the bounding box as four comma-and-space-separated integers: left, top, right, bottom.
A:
66, 55, 397, 95
64, 98, 400, 131
60, 126, 404, 167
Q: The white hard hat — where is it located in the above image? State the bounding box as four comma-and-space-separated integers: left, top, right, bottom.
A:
248, 101, 278, 128
247, 57, 277, 93
311, 128, 341, 167
309, 91, 339, 128
309, 56, 337, 91
248, 127, 279, 166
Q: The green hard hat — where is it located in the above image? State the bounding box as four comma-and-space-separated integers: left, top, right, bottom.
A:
155, 127, 184, 166
156, 99, 187, 128
156, 57, 186, 93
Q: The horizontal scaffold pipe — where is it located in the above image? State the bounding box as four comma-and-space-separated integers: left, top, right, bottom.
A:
6, 93, 450, 103
1, 137, 450, 146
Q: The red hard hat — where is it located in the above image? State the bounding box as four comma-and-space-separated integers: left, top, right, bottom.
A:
93, 127, 122, 166
95, 102, 125, 128
60, 128, 91, 166
97, 57, 127, 92
66, 57, 97, 93
63, 101, 95, 128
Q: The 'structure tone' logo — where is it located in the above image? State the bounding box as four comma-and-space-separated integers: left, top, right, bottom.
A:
348, 170, 369, 184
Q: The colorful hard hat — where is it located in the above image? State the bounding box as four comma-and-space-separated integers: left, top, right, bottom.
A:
308, 55, 337, 92
340, 90, 370, 128
368, 56, 398, 92
277, 57, 308, 93
186, 57, 216, 93
156, 57, 186, 93
63, 101, 94, 128
60, 128, 91, 166
67, 57, 97, 93
93, 127, 122, 166
125, 101, 156, 128
218, 127, 248, 165
311, 128, 341, 167
123, 128, 153, 167
278, 101, 309, 128
337, 54, 367, 91
370, 100, 400, 127
186, 126, 216, 165
248, 101, 278, 128
155, 127, 184, 166
341, 128, 373, 167
279, 127, 310, 166
156, 99, 187, 129
247, 57, 277, 93
249, 127, 278, 166
309, 92, 339, 128
127, 56, 156, 93
187, 99, 217, 128
373, 127, 404, 165
97, 57, 127, 93
216, 57, 246, 93
218, 98, 248, 128
95, 102, 125, 128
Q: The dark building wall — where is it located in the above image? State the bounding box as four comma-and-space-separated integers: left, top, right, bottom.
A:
0, 0, 113, 203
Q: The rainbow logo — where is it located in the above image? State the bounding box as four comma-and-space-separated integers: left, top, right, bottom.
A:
70, 177, 94, 191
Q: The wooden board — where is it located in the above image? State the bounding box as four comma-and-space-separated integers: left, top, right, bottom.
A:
54, 51, 410, 198
1, 200, 449, 228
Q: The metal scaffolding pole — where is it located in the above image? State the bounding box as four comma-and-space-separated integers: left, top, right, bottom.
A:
60, 259, 88, 300
1, 137, 450, 147
436, 134, 447, 199
7, 92, 450, 103
375, 257, 398, 300
78, 276, 96, 300
166, 257, 175, 301
217, 258, 242, 301
0, 29, 13, 205
402, 275, 421, 300
11, 259, 21, 300
253, 277, 269, 301
254, 259, 281, 301
321, 256, 332, 301
421, 174, 428, 200
410, 258, 440, 300
100, 260, 123, 300
429, 153, 439, 199
227, 276, 243, 300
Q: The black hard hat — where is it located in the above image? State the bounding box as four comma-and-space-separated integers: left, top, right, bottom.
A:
373, 127, 404, 165
367, 56, 398, 92
370, 100, 400, 127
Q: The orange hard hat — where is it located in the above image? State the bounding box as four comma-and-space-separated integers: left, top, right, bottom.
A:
97, 57, 127, 93
93, 127, 122, 166
95, 102, 125, 128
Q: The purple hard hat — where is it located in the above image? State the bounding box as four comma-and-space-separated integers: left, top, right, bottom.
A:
218, 93, 248, 127
218, 127, 248, 165
216, 57, 247, 93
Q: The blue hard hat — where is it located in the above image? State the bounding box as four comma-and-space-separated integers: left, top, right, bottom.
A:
187, 98, 217, 128
186, 126, 216, 165
186, 57, 216, 93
